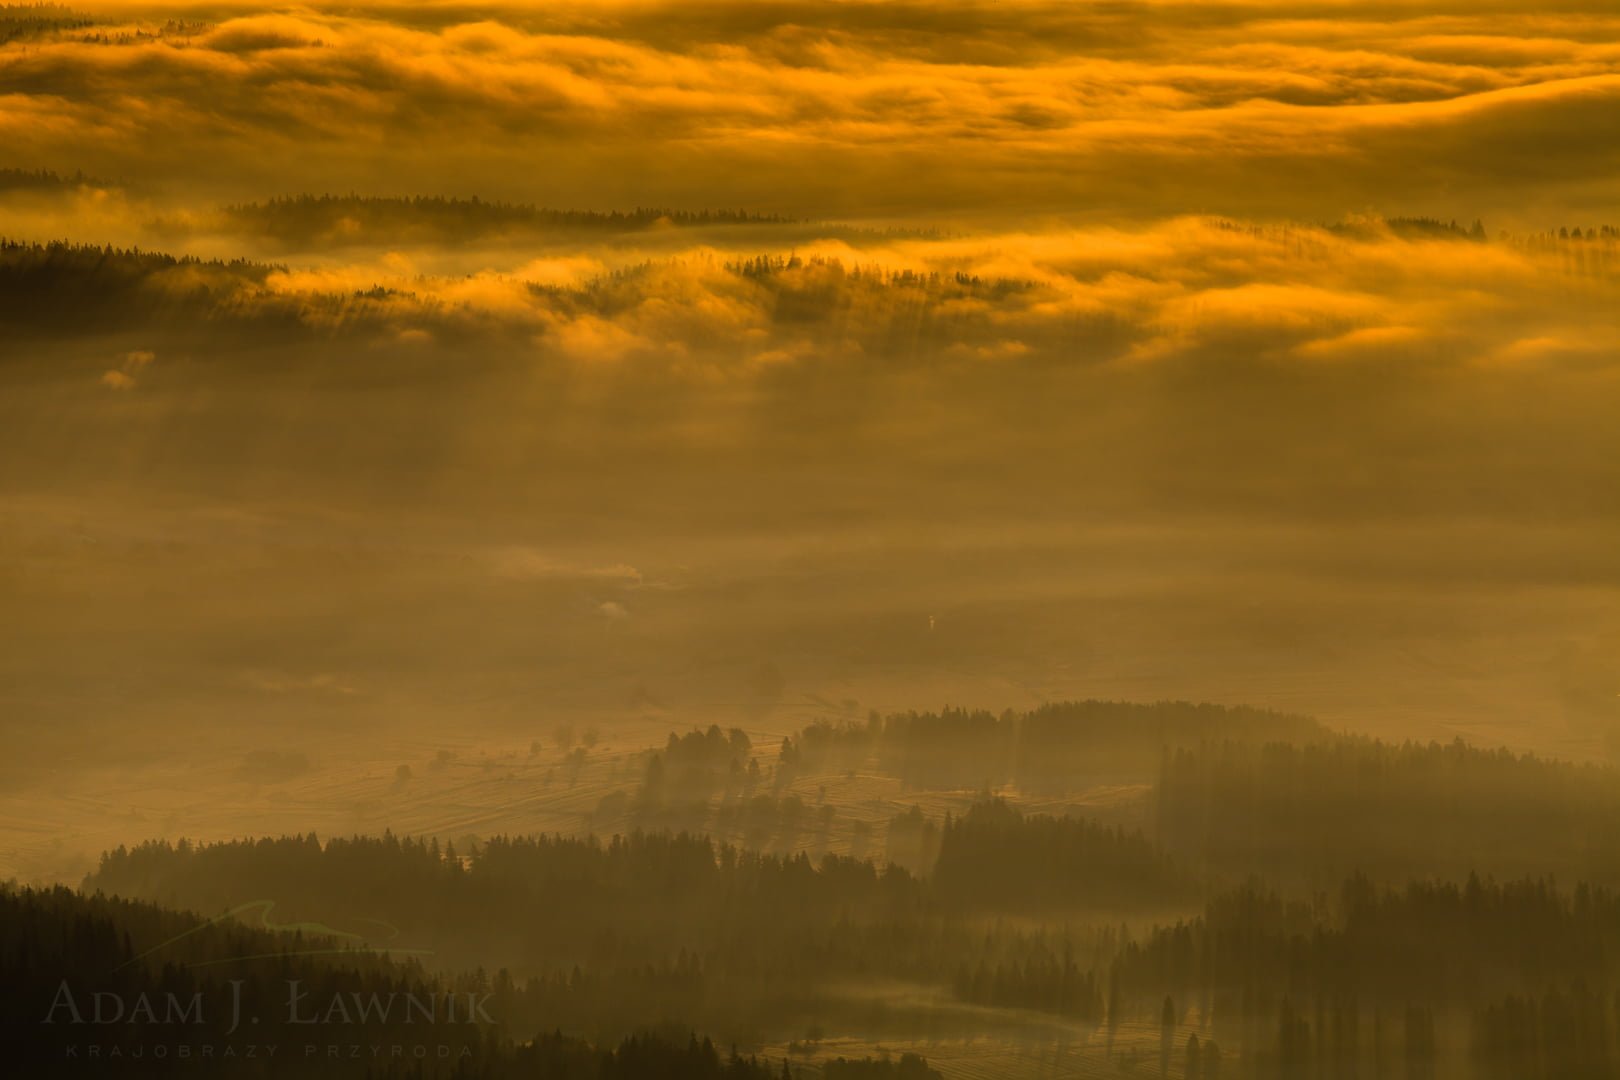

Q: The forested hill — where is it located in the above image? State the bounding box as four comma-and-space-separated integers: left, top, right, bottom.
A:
214, 196, 795, 246
1, 882, 939, 1078
776, 700, 1327, 791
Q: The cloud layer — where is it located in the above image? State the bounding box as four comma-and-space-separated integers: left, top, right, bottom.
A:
3, 1, 1618, 220
7, 218, 1616, 385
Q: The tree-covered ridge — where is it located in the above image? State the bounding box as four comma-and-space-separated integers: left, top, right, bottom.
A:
724, 254, 1034, 299
1324, 216, 1488, 242
643, 726, 758, 803
567, 708, 1620, 906
1473, 984, 1615, 1080
592, 702, 1320, 876
0, 238, 1105, 355
1104, 875, 1620, 1080
933, 798, 1188, 912
623, 713, 1620, 900
1, 883, 939, 1078
0, 166, 105, 190
1156, 737, 1620, 886
606, 716, 1620, 908
64, 838, 1620, 1076
86, 830, 931, 974
1115, 875, 1620, 1011
0, 239, 286, 339
80, 818, 1174, 1042
216, 196, 796, 246
0, 3, 91, 43
774, 701, 1326, 792
1, 882, 485, 1077
0, 239, 502, 347
0, 238, 277, 280
0, 239, 1048, 346
4, 219, 1615, 355
83, 714, 1620, 924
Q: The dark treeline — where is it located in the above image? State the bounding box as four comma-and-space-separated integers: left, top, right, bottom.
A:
219, 196, 794, 245
82, 818, 1150, 1040
882, 807, 938, 875
1103, 875, 1620, 1079
702, 794, 834, 860
54, 700, 1620, 1074
726, 253, 1034, 300
0, 166, 103, 190
528, 255, 1134, 364
1316, 212, 1620, 275
0, 4, 91, 42
521, 251, 1055, 341
775, 701, 1323, 792
933, 798, 1188, 913
619, 704, 1319, 872
0, 239, 503, 348
1325, 216, 1488, 242
598, 791, 834, 861
1474, 984, 1617, 1080
547, 716, 1620, 904
1523, 225, 1619, 240
1156, 737, 1620, 886
88, 831, 927, 970
1115, 875, 1620, 1014
951, 949, 1103, 1021
1507, 226, 1620, 278
0, 239, 275, 290
0, 239, 283, 339
605, 726, 837, 860
0, 883, 936, 1078
476, 916, 1118, 1046
73, 836, 1620, 1075
86, 831, 932, 1040
67, 19, 204, 46
633, 726, 758, 819
611, 739, 1187, 908
0, 238, 1095, 355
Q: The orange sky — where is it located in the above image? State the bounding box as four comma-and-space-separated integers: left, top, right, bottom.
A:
2, 1, 1617, 221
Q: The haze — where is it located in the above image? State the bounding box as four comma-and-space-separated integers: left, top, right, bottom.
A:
8, 4, 1620, 1078
3, 0, 1618, 883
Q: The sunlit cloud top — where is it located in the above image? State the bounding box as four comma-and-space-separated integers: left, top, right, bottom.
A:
0, 0, 1616, 222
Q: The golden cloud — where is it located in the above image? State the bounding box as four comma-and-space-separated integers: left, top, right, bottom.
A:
1, 2, 1616, 221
